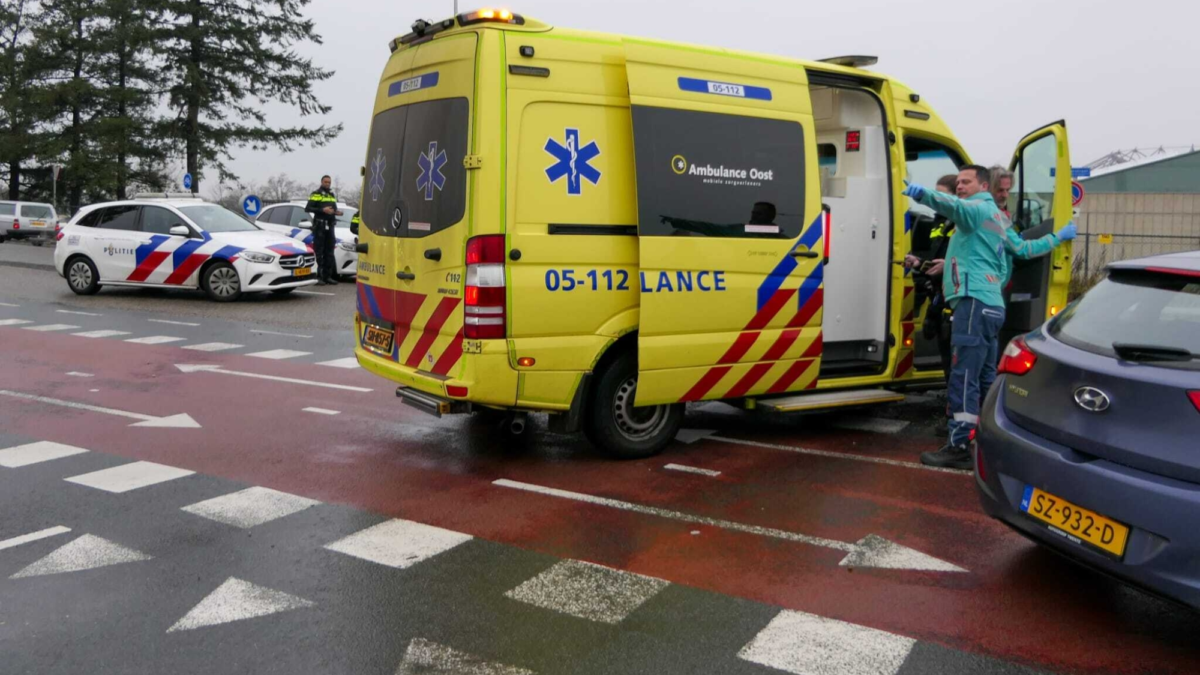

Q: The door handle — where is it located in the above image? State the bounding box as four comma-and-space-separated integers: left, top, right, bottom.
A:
396, 271, 416, 281
790, 250, 820, 259
423, 248, 441, 261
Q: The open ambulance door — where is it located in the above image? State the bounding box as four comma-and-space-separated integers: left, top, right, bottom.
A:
1001, 121, 1074, 347
624, 41, 825, 406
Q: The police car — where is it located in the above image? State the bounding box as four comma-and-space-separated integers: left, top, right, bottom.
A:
54, 194, 318, 302
255, 201, 359, 280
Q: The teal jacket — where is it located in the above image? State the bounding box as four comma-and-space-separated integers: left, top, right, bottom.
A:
914, 190, 1061, 308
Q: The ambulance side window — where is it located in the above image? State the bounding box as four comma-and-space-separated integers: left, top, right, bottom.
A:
631, 107, 805, 239
398, 97, 469, 238
902, 136, 962, 217
1012, 133, 1055, 231
360, 106, 409, 238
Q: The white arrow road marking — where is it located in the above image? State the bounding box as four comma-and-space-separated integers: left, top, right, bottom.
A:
493, 479, 966, 573
0, 526, 72, 551
175, 364, 372, 392
709, 435, 971, 476
167, 577, 314, 632
0, 389, 201, 428
397, 638, 536, 675
10, 534, 152, 578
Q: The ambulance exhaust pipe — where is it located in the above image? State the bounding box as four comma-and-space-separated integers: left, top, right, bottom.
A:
507, 412, 527, 435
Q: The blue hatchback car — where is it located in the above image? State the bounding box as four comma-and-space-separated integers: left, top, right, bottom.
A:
976, 250, 1200, 608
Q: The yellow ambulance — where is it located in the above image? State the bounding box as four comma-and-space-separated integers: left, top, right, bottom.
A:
352, 9, 1075, 458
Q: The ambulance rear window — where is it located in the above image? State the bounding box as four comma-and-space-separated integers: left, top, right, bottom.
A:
631, 107, 805, 239
360, 97, 469, 239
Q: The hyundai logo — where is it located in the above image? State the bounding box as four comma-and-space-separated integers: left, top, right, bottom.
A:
1074, 386, 1111, 413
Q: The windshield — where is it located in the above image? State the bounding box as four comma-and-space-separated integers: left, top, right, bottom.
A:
179, 205, 259, 233
1050, 270, 1200, 369
335, 207, 357, 228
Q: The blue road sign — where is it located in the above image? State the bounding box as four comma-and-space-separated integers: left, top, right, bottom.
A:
182, 173, 193, 190
242, 195, 262, 218
1051, 167, 1093, 178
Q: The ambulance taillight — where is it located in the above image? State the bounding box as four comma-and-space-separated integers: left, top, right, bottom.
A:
465, 235, 506, 340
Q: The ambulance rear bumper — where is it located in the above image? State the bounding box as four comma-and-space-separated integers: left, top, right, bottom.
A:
396, 386, 471, 417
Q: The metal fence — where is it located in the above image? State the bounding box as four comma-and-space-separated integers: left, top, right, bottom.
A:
1074, 232, 1200, 279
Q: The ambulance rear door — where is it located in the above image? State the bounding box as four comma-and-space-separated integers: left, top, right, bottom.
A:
624, 41, 825, 406
1001, 120, 1074, 347
357, 33, 475, 377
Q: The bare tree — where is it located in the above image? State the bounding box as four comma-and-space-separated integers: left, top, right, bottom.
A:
262, 173, 302, 203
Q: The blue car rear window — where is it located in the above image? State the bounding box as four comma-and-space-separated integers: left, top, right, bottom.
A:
1050, 270, 1200, 368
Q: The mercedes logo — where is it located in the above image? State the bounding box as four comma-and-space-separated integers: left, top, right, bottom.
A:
391, 207, 403, 230
1073, 386, 1111, 413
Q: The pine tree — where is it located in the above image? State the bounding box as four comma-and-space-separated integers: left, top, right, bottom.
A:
157, 0, 341, 193
0, 0, 48, 200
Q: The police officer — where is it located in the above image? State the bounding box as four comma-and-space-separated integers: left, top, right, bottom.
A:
306, 176, 342, 285
349, 211, 361, 235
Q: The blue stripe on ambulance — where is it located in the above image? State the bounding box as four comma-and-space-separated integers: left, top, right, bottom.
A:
756, 212, 824, 311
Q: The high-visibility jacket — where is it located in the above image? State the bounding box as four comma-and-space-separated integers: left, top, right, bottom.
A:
305, 188, 338, 226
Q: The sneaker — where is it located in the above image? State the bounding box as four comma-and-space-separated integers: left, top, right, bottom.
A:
920, 443, 972, 470
327, 277, 339, 285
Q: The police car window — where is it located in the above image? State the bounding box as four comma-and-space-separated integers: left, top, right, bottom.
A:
1013, 133, 1055, 231
335, 208, 357, 227
631, 107, 805, 239
177, 205, 257, 233
0, 203, 15, 216
267, 207, 291, 225
141, 206, 186, 235
286, 206, 308, 228
76, 209, 103, 227
20, 204, 52, 219
97, 205, 141, 231
256, 207, 279, 225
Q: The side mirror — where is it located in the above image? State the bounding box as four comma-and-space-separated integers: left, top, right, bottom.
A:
298, 220, 312, 230
169, 225, 190, 237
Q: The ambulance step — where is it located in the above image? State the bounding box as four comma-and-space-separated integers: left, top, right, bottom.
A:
755, 389, 905, 413
396, 386, 470, 417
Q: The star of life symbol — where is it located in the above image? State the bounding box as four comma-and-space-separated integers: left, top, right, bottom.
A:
416, 141, 448, 201
369, 148, 387, 202
544, 128, 601, 195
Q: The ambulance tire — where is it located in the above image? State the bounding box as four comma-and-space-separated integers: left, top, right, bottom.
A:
585, 351, 683, 459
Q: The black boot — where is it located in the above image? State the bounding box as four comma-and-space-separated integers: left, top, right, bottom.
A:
327, 277, 339, 285
920, 443, 972, 470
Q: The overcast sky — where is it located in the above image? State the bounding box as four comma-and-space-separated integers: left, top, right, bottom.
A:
219, 0, 1199, 192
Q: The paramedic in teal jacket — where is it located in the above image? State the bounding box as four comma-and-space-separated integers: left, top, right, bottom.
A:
903, 165, 1076, 469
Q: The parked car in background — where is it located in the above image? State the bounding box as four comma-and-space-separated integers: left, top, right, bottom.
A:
0, 200, 59, 245
255, 201, 358, 280
54, 194, 317, 302
976, 250, 1200, 608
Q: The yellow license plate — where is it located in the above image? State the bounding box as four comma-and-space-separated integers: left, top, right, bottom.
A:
362, 324, 395, 355
293, 266, 312, 277
31, 220, 46, 228
1021, 486, 1130, 557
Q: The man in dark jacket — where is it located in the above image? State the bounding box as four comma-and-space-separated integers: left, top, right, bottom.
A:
305, 176, 342, 285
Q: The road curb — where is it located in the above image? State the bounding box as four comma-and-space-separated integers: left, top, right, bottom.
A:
0, 261, 56, 272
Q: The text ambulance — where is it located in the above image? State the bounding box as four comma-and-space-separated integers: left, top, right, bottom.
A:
353, 9, 1075, 458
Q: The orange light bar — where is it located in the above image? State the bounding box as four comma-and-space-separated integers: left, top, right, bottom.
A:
457, 8, 525, 27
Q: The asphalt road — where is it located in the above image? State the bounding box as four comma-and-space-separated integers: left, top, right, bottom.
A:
2, 249, 1198, 675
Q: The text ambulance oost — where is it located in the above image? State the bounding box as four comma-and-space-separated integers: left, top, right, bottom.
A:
352, 8, 1076, 458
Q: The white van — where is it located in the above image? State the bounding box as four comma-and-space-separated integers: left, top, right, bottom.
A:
0, 201, 60, 245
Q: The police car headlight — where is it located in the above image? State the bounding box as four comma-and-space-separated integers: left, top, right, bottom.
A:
338, 240, 355, 252
241, 252, 276, 264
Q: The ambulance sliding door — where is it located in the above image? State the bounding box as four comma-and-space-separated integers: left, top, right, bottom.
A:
625, 41, 825, 406
1001, 121, 1073, 347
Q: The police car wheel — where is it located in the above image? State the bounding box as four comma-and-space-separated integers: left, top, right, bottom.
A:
586, 351, 683, 459
202, 262, 242, 302
66, 256, 100, 295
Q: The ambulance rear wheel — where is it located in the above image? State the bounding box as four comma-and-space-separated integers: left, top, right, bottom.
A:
586, 352, 683, 459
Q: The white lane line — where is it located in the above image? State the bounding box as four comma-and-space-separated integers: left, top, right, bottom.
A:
0, 441, 90, 468
0, 526, 72, 551
0, 318, 33, 326
493, 479, 966, 572
0, 302, 19, 307
181, 487, 320, 529
738, 609, 916, 675
398, 638, 535, 675
66, 372, 94, 378
56, 309, 101, 317
315, 357, 359, 369
23, 324, 79, 332
294, 290, 336, 297
664, 463, 722, 477
245, 349, 312, 360
833, 417, 912, 435
72, 330, 132, 339
505, 559, 669, 625
303, 407, 340, 416
10, 534, 152, 579
709, 436, 971, 476
250, 330, 312, 339
324, 519, 472, 569
167, 577, 314, 632
0, 389, 200, 428
65, 461, 195, 493
125, 335, 186, 345
149, 319, 200, 327
182, 342, 242, 352
175, 364, 372, 393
